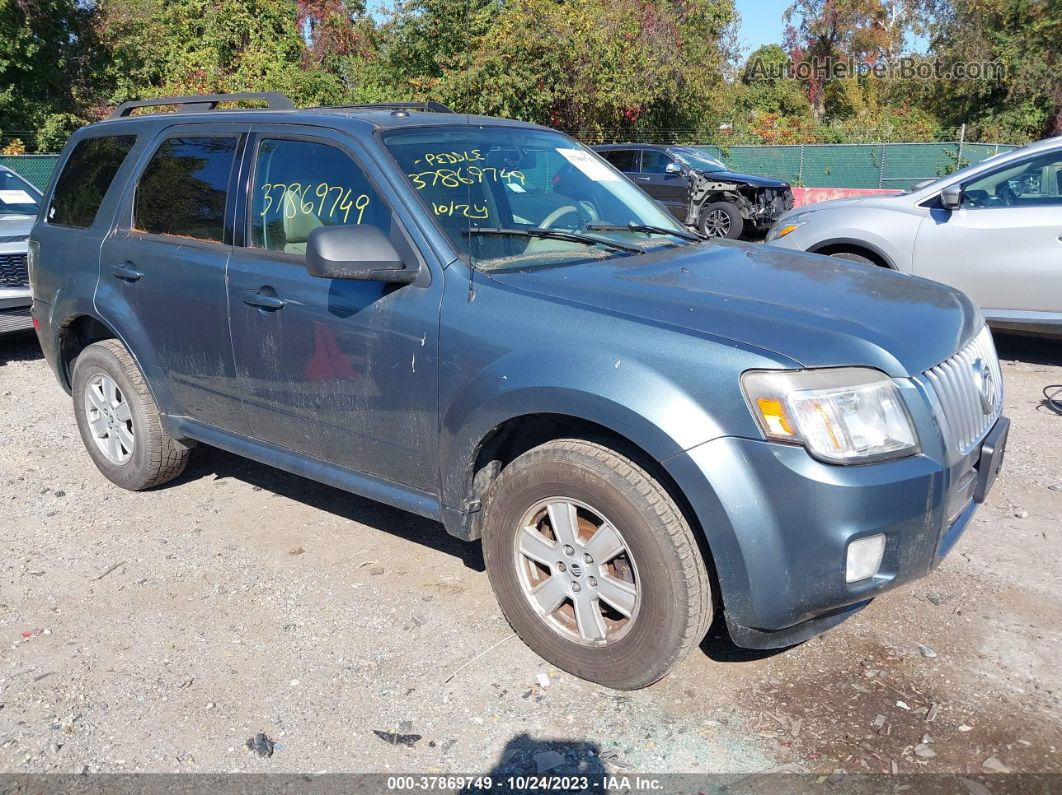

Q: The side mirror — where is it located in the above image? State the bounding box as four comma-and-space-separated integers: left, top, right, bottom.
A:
940, 184, 963, 210
305, 225, 417, 284
665, 162, 683, 175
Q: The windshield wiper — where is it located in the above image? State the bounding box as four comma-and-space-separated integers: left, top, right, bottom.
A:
463, 226, 644, 254
584, 221, 701, 242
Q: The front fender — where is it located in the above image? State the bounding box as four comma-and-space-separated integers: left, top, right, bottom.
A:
439, 346, 728, 512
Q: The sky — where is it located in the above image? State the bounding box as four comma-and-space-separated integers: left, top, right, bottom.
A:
734, 0, 929, 56
368, 1, 926, 57
733, 0, 790, 55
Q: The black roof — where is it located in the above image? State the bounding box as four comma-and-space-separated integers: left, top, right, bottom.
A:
593, 143, 674, 151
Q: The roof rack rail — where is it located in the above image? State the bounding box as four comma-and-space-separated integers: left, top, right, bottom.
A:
109, 92, 295, 119
324, 101, 455, 114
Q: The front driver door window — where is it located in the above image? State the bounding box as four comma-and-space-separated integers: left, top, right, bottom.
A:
638, 150, 687, 220
226, 131, 442, 490
913, 147, 1062, 316
962, 150, 1062, 209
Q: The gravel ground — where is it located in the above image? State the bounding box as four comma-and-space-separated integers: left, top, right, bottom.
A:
1, 328, 1060, 777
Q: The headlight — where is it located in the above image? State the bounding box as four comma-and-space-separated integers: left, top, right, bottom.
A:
741, 368, 919, 464
766, 214, 809, 241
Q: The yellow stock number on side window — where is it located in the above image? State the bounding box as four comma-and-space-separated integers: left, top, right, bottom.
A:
259, 182, 371, 225
407, 166, 526, 191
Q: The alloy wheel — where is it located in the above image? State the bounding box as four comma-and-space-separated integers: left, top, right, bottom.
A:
703, 209, 731, 237
84, 373, 134, 465
513, 498, 641, 646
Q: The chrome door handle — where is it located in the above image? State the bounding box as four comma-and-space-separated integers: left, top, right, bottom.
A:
111, 263, 143, 282
241, 290, 286, 311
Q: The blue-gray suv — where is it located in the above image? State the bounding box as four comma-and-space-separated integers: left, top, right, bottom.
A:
29, 93, 1009, 689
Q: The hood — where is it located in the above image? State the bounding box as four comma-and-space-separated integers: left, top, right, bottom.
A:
695, 169, 789, 189
0, 214, 34, 246
787, 192, 911, 215
488, 240, 980, 377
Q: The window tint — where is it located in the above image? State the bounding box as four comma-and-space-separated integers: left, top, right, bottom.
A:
48, 135, 137, 228
962, 150, 1062, 209
602, 150, 639, 172
135, 136, 238, 241
251, 139, 389, 255
641, 150, 676, 174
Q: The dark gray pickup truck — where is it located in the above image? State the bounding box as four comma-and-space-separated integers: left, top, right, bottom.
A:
29, 94, 1007, 689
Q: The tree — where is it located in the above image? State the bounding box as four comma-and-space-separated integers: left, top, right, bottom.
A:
0, 0, 95, 150
92, 0, 346, 108
411, 0, 736, 142
783, 0, 917, 119
297, 0, 370, 64
735, 44, 815, 141
919, 0, 1061, 140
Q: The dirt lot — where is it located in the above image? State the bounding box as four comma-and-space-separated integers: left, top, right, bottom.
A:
1, 328, 1060, 778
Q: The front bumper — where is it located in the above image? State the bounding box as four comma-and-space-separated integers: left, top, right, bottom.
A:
0, 287, 32, 334
673, 415, 1006, 647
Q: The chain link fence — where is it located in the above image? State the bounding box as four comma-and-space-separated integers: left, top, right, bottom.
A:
2, 141, 1018, 193
694, 142, 1016, 190
1, 155, 60, 190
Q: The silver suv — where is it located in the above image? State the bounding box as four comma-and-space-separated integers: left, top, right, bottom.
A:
767, 135, 1062, 336
0, 165, 41, 334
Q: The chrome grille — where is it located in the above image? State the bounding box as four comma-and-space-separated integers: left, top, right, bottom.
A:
922, 326, 1003, 455
0, 253, 29, 288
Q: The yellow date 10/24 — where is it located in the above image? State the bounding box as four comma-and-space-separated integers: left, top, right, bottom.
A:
259, 182, 371, 225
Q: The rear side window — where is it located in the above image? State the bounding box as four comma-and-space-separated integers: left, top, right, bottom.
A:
48, 135, 137, 228
602, 150, 639, 172
135, 136, 238, 242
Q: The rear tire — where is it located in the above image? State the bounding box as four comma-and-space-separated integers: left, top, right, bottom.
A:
72, 339, 190, 491
481, 439, 712, 689
698, 201, 744, 239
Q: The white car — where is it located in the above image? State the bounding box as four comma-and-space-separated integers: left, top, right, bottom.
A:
0, 165, 41, 335
767, 135, 1062, 336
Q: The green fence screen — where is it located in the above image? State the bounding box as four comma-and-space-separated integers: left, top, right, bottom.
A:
1, 155, 60, 191
1, 141, 1017, 193
695, 142, 1016, 190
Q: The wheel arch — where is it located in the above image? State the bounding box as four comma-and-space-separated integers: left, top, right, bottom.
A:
808, 237, 896, 268
444, 409, 727, 616
57, 313, 118, 390
55, 311, 174, 423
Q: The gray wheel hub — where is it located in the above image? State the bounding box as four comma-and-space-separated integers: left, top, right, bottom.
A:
513, 498, 641, 646
84, 373, 134, 465
704, 209, 731, 237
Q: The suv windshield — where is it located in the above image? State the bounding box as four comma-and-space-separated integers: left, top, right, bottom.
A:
670, 148, 727, 173
383, 126, 693, 270
0, 169, 41, 216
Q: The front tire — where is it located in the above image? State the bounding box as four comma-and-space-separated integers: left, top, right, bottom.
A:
698, 201, 744, 239
481, 439, 712, 689
72, 339, 190, 491
828, 251, 875, 265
